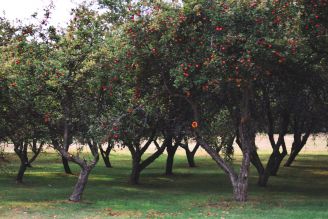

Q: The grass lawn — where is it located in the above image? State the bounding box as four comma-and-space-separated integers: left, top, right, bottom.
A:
0, 152, 328, 218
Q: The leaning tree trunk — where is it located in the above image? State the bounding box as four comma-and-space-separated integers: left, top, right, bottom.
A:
62, 156, 72, 174
67, 140, 99, 202
100, 141, 113, 168
284, 148, 300, 167
101, 153, 112, 168
69, 166, 92, 202
250, 150, 267, 187
165, 137, 176, 175
256, 143, 287, 186
198, 137, 246, 202
284, 131, 310, 167
52, 132, 99, 202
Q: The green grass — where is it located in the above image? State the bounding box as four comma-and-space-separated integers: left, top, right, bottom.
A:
0, 152, 328, 218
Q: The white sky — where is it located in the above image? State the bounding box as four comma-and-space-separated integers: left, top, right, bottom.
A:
0, 0, 91, 27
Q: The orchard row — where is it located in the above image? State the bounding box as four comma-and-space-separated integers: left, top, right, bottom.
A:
0, 0, 327, 202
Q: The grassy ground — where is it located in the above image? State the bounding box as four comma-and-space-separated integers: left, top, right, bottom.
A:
0, 152, 328, 219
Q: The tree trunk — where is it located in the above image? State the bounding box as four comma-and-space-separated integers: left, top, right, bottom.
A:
233, 85, 254, 202
102, 155, 112, 168
62, 117, 73, 174
270, 152, 287, 175
100, 148, 112, 168
69, 166, 92, 202
232, 175, 248, 202
16, 163, 27, 183
165, 138, 176, 175
257, 172, 270, 187
284, 132, 310, 167
185, 143, 199, 168
284, 148, 300, 167
23, 152, 32, 168
62, 156, 73, 174
198, 85, 255, 202
256, 150, 287, 186
130, 155, 141, 185
13, 140, 43, 183
233, 143, 252, 201
249, 150, 269, 187
100, 142, 112, 168
13, 141, 28, 183
186, 150, 196, 167
237, 137, 266, 187
233, 182, 248, 202
232, 143, 251, 202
